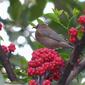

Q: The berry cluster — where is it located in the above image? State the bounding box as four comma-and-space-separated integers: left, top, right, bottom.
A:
1, 43, 16, 54
68, 27, 78, 43
28, 48, 64, 83
68, 15, 85, 43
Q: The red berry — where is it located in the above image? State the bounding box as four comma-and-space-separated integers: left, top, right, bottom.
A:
36, 66, 45, 75
35, 58, 44, 67
0, 22, 3, 31
42, 80, 51, 85
53, 71, 61, 80
68, 27, 78, 36
8, 43, 16, 52
42, 62, 50, 70
78, 16, 85, 24
29, 80, 37, 85
28, 60, 37, 68
69, 36, 77, 43
1, 45, 9, 53
49, 62, 56, 70
77, 59, 80, 64
27, 67, 35, 76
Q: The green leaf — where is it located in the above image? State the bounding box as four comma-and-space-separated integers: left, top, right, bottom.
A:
48, 21, 67, 37
81, 83, 85, 85
29, 22, 36, 27
52, 80, 57, 85
8, 0, 23, 21
64, 11, 69, 19
37, 18, 44, 24
53, 9, 64, 17
0, 36, 3, 45
44, 12, 67, 29
44, 13, 59, 23
29, 40, 44, 50
19, 6, 30, 28
67, 16, 77, 28
8, 0, 30, 28
70, 79, 80, 85
73, 8, 80, 16
29, 0, 47, 21
57, 48, 72, 60
77, 30, 83, 40
0, 72, 5, 85
10, 55, 27, 69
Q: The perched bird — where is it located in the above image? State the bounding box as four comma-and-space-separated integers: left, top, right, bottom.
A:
34, 24, 72, 49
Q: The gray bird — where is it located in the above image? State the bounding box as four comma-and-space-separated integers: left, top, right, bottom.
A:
35, 24, 72, 49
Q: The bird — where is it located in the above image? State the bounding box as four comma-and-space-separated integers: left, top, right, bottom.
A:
34, 24, 72, 49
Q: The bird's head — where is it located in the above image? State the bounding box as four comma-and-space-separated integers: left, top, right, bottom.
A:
33, 24, 47, 29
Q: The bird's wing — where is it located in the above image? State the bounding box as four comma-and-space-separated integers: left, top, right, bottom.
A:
38, 28, 66, 42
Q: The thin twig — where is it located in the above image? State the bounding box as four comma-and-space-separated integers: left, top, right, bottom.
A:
66, 58, 85, 85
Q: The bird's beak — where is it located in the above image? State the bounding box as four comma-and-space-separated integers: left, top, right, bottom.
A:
33, 24, 39, 29
33, 26, 36, 28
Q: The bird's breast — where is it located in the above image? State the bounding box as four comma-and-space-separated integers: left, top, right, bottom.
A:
35, 31, 62, 48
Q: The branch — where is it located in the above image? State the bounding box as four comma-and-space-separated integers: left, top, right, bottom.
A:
57, 31, 85, 85
66, 58, 85, 85
0, 46, 18, 81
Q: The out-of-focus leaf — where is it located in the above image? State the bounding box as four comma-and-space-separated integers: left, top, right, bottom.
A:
8, 0, 23, 21
57, 49, 72, 60
70, 79, 80, 85
48, 21, 67, 37
25, 83, 28, 85
52, 80, 57, 85
37, 18, 44, 24
10, 55, 27, 69
29, 22, 36, 27
8, 0, 46, 28
44, 11, 67, 30
53, 9, 64, 17
27, 37, 44, 50
15, 68, 31, 82
73, 8, 80, 16
48, 0, 55, 2
67, 16, 77, 28
0, 72, 5, 85
77, 30, 83, 40
53, 10, 69, 28
29, 0, 47, 21
44, 13, 59, 22
0, 36, 3, 44
19, 6, 30, 28
0, 18, 13, 25
64, 11, 69, 19
8, 0, 30, 28
81, 83, 85, 85
54, 0, 82, 16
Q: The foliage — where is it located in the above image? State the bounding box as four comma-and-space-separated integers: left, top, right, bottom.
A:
0, 0, 85, 85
